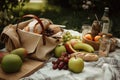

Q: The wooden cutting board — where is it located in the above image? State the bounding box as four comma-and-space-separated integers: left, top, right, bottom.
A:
0, 58, 44, 80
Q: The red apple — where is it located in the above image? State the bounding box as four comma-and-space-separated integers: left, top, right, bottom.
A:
65, 41, 77, 54
69, 39, 81, 47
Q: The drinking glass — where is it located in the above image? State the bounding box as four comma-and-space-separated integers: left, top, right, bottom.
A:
98, 36, 111, 57
81, 24, 91, 39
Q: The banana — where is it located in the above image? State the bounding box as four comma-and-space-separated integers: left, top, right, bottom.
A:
73, 42, 94, 53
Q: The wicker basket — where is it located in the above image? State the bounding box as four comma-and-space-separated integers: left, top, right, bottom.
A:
82, 36, 100, 50
82, 35, 117, 52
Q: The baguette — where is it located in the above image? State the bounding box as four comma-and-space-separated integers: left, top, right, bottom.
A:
70, 52, 99, 62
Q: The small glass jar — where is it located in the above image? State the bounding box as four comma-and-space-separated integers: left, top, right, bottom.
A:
98, 35, 111, 57
81, 24, 91, 38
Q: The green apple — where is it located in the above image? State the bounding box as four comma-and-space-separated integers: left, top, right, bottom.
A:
1, 54, 23, 73
68, 56, 84, 73
54, 45, 66, 58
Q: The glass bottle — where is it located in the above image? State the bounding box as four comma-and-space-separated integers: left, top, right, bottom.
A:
101, 7, 111, 33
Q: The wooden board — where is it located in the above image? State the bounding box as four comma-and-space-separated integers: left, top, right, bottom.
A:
0, 58, 44, 80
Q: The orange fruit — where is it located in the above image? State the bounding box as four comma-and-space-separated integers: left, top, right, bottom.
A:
94, 35, 101, 42
84, 34, 93, 41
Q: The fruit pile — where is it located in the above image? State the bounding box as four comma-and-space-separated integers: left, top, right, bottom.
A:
52, 52, 84, 73
52, 31, 99, 73
83, 20, 101, 42
0, 48, 27, 73
84, 33, 101, 42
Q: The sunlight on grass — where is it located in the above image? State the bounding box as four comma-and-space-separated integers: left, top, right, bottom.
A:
13, 1, 94, 31
30, 0, 44, 3
23, 3, 45, 10
23, 2, 61, 13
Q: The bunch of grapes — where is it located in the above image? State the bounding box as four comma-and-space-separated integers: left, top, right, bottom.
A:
52, 53, 71, 70
62, 31, 72, 43
62, 31, 80, 43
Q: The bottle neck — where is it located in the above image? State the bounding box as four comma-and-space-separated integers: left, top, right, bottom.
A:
103, 11, 109, 17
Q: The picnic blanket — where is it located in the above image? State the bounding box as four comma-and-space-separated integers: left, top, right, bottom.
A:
20, 30, 120, 80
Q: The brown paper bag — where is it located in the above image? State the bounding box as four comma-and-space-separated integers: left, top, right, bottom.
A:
0, 14, 60, 61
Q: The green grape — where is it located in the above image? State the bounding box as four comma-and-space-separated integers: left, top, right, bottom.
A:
62, 31, 81, 43
62, 35, 68, 42
67, 34, 72, 38
66, 37, 71, 41
72, 36, 81, 39
76, 36, 81, 39
63, 35, 67, 39
65, 31, 71, 35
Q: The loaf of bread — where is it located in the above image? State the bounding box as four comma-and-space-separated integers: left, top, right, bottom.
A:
23, 18, 52, 34
70, 52, 99, 62
23, 18, 63, 36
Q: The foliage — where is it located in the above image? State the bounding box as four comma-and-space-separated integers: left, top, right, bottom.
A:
0, 0, 29, 33
47, 0, 120, 13
0, 0, 18, 11
47, 0, 120, 37
47, 0, 70, 7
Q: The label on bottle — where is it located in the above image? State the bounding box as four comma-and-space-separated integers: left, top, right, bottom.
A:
102, 23, 109, 33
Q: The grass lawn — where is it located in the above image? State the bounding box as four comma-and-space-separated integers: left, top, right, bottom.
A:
15, 2, 98, 30
14, 2, 120, 37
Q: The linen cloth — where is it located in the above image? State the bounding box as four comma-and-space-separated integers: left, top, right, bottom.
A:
20, 49, 120, 80
20, 30, 120, 80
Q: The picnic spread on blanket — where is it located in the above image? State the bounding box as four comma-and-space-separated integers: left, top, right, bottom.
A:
0, 14, 120, 80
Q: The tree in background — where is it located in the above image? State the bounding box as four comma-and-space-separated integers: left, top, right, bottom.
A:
47, 0, 120, 13
0, 0, 29, 32
47, 0, 120, 37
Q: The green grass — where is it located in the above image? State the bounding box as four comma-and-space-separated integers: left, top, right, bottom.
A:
23, 2, 46, 11
17, 2, 96, 31
13, 2, 120, 37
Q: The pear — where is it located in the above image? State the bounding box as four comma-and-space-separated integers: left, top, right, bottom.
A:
0, 53, 5, 63
1, 54, 23, 73
10, 48, 28, 61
